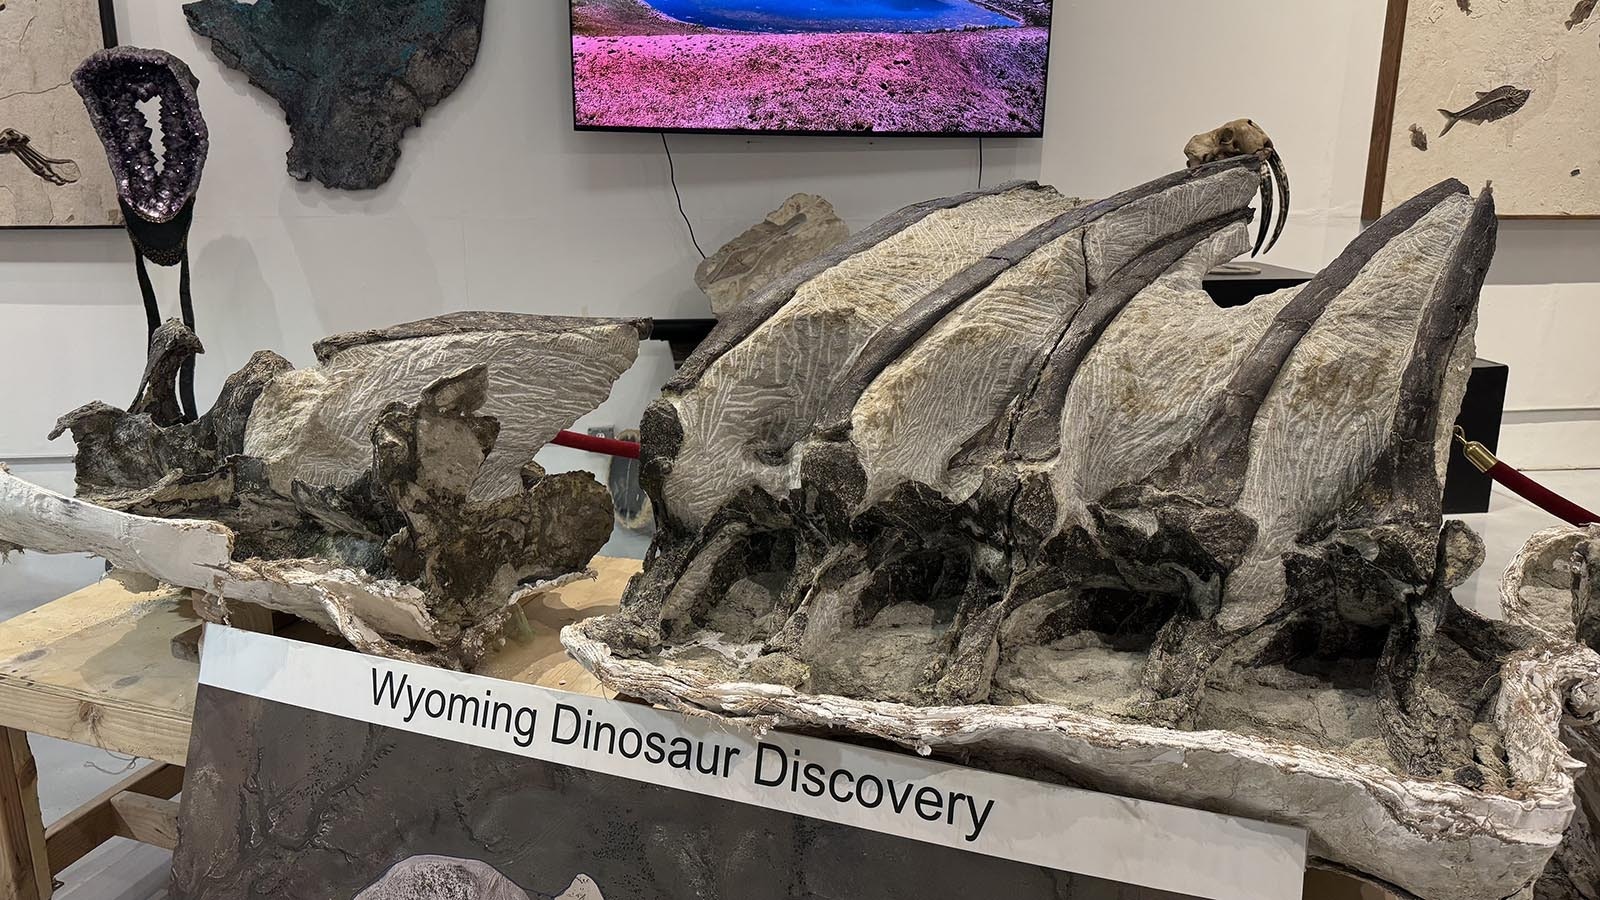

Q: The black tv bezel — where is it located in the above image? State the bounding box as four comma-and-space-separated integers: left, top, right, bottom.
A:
567, 2, 1054, 140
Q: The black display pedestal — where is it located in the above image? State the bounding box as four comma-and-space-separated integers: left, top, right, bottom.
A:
1445, 360, 1509, 515
1204, 262, 1320, 309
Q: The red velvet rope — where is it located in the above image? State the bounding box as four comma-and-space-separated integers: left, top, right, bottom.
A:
1486, 461, 1599, 527
557, 427, 1599, 526
550, 430, 642, 460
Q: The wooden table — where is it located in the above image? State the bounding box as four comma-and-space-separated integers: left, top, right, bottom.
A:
0, 558, 640, 899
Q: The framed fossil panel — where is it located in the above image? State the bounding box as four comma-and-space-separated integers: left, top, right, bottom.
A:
0, 0, 120, 228
1365, 0, 1600, 219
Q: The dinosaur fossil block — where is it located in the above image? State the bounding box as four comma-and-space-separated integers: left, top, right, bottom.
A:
245, 312, 644, 502
2, 314, 645, 669
564, 161, 1600, 899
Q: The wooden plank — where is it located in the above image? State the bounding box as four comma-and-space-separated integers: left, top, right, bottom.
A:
1305, 869, 1397, 900
0, 682, 192, 769
0, 559, 644, 769
222, 602, 275, 635
44, 764, 181, 876
0, 729, 49, 900
0, 573, 199, 764
474, 558, 637, 697
106, 794, 177, 852
1362, 0, 1411, 221
169, 625, 203, 664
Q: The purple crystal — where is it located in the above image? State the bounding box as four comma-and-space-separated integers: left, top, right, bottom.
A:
72, 47, 210, 224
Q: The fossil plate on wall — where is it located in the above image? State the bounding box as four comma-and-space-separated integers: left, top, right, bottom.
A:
0, 0, 120, 226
184, 0, 485, 190
563, 160, 1600, 899
1366, 0, 1600, 218
0, 312, 645, 668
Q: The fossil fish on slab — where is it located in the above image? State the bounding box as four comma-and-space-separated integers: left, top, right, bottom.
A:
1409, 124, 1429, 151
1569, 0, 1597, 29
1439, 86, 1532, 136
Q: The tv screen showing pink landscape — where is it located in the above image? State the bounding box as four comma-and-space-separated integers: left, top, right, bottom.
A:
570, 0, 1053, 136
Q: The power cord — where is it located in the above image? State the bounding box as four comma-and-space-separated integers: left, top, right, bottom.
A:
662, 132, 707, 259
977, 136, 985, 190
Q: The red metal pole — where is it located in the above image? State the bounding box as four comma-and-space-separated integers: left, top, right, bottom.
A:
1456, 428, 1598, 526
550, 430, 642, 460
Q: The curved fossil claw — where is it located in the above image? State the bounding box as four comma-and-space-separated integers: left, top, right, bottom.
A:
1265, 147, 1290, 255
1253, 159, 1274, 258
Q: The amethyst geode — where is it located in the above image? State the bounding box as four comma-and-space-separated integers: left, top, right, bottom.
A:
72, 48, 209, 225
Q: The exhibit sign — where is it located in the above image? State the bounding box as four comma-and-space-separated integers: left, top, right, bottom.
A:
174, 626, 1306, 900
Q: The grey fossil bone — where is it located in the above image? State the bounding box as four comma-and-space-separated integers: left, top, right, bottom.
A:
696, 193, 851, 318
2, 313, 644, 668
563, 160, 1600, 898
246, 313, 646, 502
355, 855, 605, 900
1504, 526, 1600, 900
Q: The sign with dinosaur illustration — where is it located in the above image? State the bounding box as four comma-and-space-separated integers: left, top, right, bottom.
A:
1367, 0, 1600, 218
0, 0, 119, 227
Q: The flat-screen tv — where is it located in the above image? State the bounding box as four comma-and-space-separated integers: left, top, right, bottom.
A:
570, 0, 1053, 137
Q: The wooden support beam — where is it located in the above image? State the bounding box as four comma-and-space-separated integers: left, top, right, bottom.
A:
169, 625, 204, 664
1305, 869, 1397, 900
106, 794, 177, 852
225, 602, 277, 634
174, 597, 292, 663
44, 764, 181, 876
0, 729, 49, 900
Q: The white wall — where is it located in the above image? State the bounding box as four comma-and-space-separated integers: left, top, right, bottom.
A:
0, 0, 1036, 598
3, 0, 1595, 604
1038, 0, 1600, 470
0, 0, 1038, 462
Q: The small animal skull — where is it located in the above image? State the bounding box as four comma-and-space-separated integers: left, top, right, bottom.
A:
1183, 118, 1289, 256
1185, 118, 1275, 167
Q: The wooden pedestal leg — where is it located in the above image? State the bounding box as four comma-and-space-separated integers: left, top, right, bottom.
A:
0, 729, 50, 900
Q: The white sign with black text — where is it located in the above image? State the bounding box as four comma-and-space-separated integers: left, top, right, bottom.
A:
199, 626, 1307, 900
